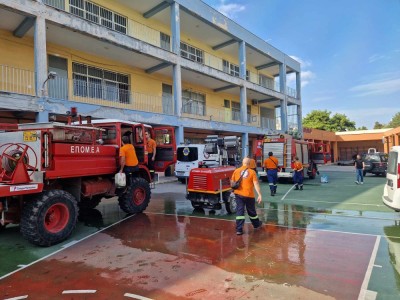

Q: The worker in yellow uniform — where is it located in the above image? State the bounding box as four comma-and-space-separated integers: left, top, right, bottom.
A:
263, 151, 279, 196
231, 157, 263, 235
119, 136, 139, 186
293, 156, 304, 190
145, 131, 157, 179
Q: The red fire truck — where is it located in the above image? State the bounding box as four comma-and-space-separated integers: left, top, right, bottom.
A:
0, 117, 175, 246
257, 133, 318, 181
310, 142, 331, 164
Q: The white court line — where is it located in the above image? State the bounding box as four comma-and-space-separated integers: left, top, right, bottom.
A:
257, 207, 399, 222
275, 197, 387, 207
148, 212, 379, 237
124, 293, 154, 300
280, 185, 296, 201
62, 290, 96, 294
358, 235, 381, 300
0, 214, 136, 280
4, 296, 28, 300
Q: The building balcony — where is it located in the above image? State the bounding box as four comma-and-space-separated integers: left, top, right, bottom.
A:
0, 64, 277, 130
41, 0, 294, 97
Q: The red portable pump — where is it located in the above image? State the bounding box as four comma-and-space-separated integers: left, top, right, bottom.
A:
0, 116, 176, 246
186, 135, 241, 214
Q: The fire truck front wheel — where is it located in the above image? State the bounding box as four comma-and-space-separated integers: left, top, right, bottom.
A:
20, 190, 78, 247
118, 178, 151, 214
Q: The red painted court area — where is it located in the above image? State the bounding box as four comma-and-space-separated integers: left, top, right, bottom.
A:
1, 213, 377, 300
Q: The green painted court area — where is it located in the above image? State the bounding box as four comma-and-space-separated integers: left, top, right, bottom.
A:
1, 165, 400, 299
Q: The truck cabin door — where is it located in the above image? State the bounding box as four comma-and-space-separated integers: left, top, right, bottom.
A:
153, 126, 177, 172
132, 124, 146, 164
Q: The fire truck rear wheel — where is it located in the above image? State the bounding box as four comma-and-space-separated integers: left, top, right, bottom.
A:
118, 177, 151, 214
20, 190, 78, 246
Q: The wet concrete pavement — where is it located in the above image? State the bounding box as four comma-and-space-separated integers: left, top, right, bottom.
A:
1, 166, 400, 299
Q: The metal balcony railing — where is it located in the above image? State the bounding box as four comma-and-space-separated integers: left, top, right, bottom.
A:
0, 65, 36, 96
0, 63, 278, 130
41, 0, 295, 97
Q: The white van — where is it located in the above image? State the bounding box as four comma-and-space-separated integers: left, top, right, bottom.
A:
382, 146, 400, 211
174, 144, 219, 183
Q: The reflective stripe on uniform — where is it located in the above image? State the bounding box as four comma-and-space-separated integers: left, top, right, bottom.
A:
236, 216, 246, 220
249, 215, 259, 219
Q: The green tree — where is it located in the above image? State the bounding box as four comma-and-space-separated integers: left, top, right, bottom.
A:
357, 126, 368, 130
302, 110, 331, 130
329, 113, 356, 131
303, 110, 356, 132
373, 121, 385, 129
387, 112, 400, 128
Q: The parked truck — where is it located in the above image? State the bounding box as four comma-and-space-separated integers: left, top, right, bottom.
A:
0, 116, 176, 246
258, 133, 318, 181
186, 135, 241, 214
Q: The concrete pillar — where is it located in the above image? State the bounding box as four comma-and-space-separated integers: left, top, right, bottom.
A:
297, 105, 303, 138
279, 63, 288, 132
173, 64, 182, 116
240, 86, 247, 125
34, 16, 48, 97
36, 110, 49, 122
175, 125, 184, 145
296, 71, 301, 100
242, 132, 249, 158
171, 2, 182, 118
239, 41, 246, 80
171, 2, 180, 55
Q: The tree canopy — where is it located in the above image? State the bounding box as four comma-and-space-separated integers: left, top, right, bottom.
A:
387, 112, 400, 128
303, 110, 356, 132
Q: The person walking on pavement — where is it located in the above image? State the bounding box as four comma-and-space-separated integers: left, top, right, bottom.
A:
145, 130, 157, 180
293, 156, 304, 190
231, 157, 263, 236
263, 151, 279, 196
354, 154, 365, 184
119, 135, 139, 186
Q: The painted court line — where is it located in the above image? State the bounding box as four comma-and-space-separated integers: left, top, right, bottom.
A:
280, 184, 296, 200
4, 296, 28, 300
0, 214, 136, 280
258, 207, 399, 221
276, 197, 388, 207
358, 235, 381, 300
124, 293, 154, 300
62, 290, 96, 294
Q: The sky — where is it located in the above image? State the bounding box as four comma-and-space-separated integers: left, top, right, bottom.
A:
202, 0, 400, 129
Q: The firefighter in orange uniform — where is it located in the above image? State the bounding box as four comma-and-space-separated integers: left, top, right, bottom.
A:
119, 136, 139, 186
145, 131, 157, 179
249, 157, 257, 174
231, 157, 263, 235
263, 151, 279, 196
293, 156, 304, 190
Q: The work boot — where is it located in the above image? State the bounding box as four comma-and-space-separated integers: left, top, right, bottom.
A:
271, 191, 275, 196
300, 186, 303, 190
295, 185, 299, 190
254, 221, 263, 230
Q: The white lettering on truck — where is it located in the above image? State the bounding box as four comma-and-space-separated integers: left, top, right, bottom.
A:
70, 146, 100, 154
